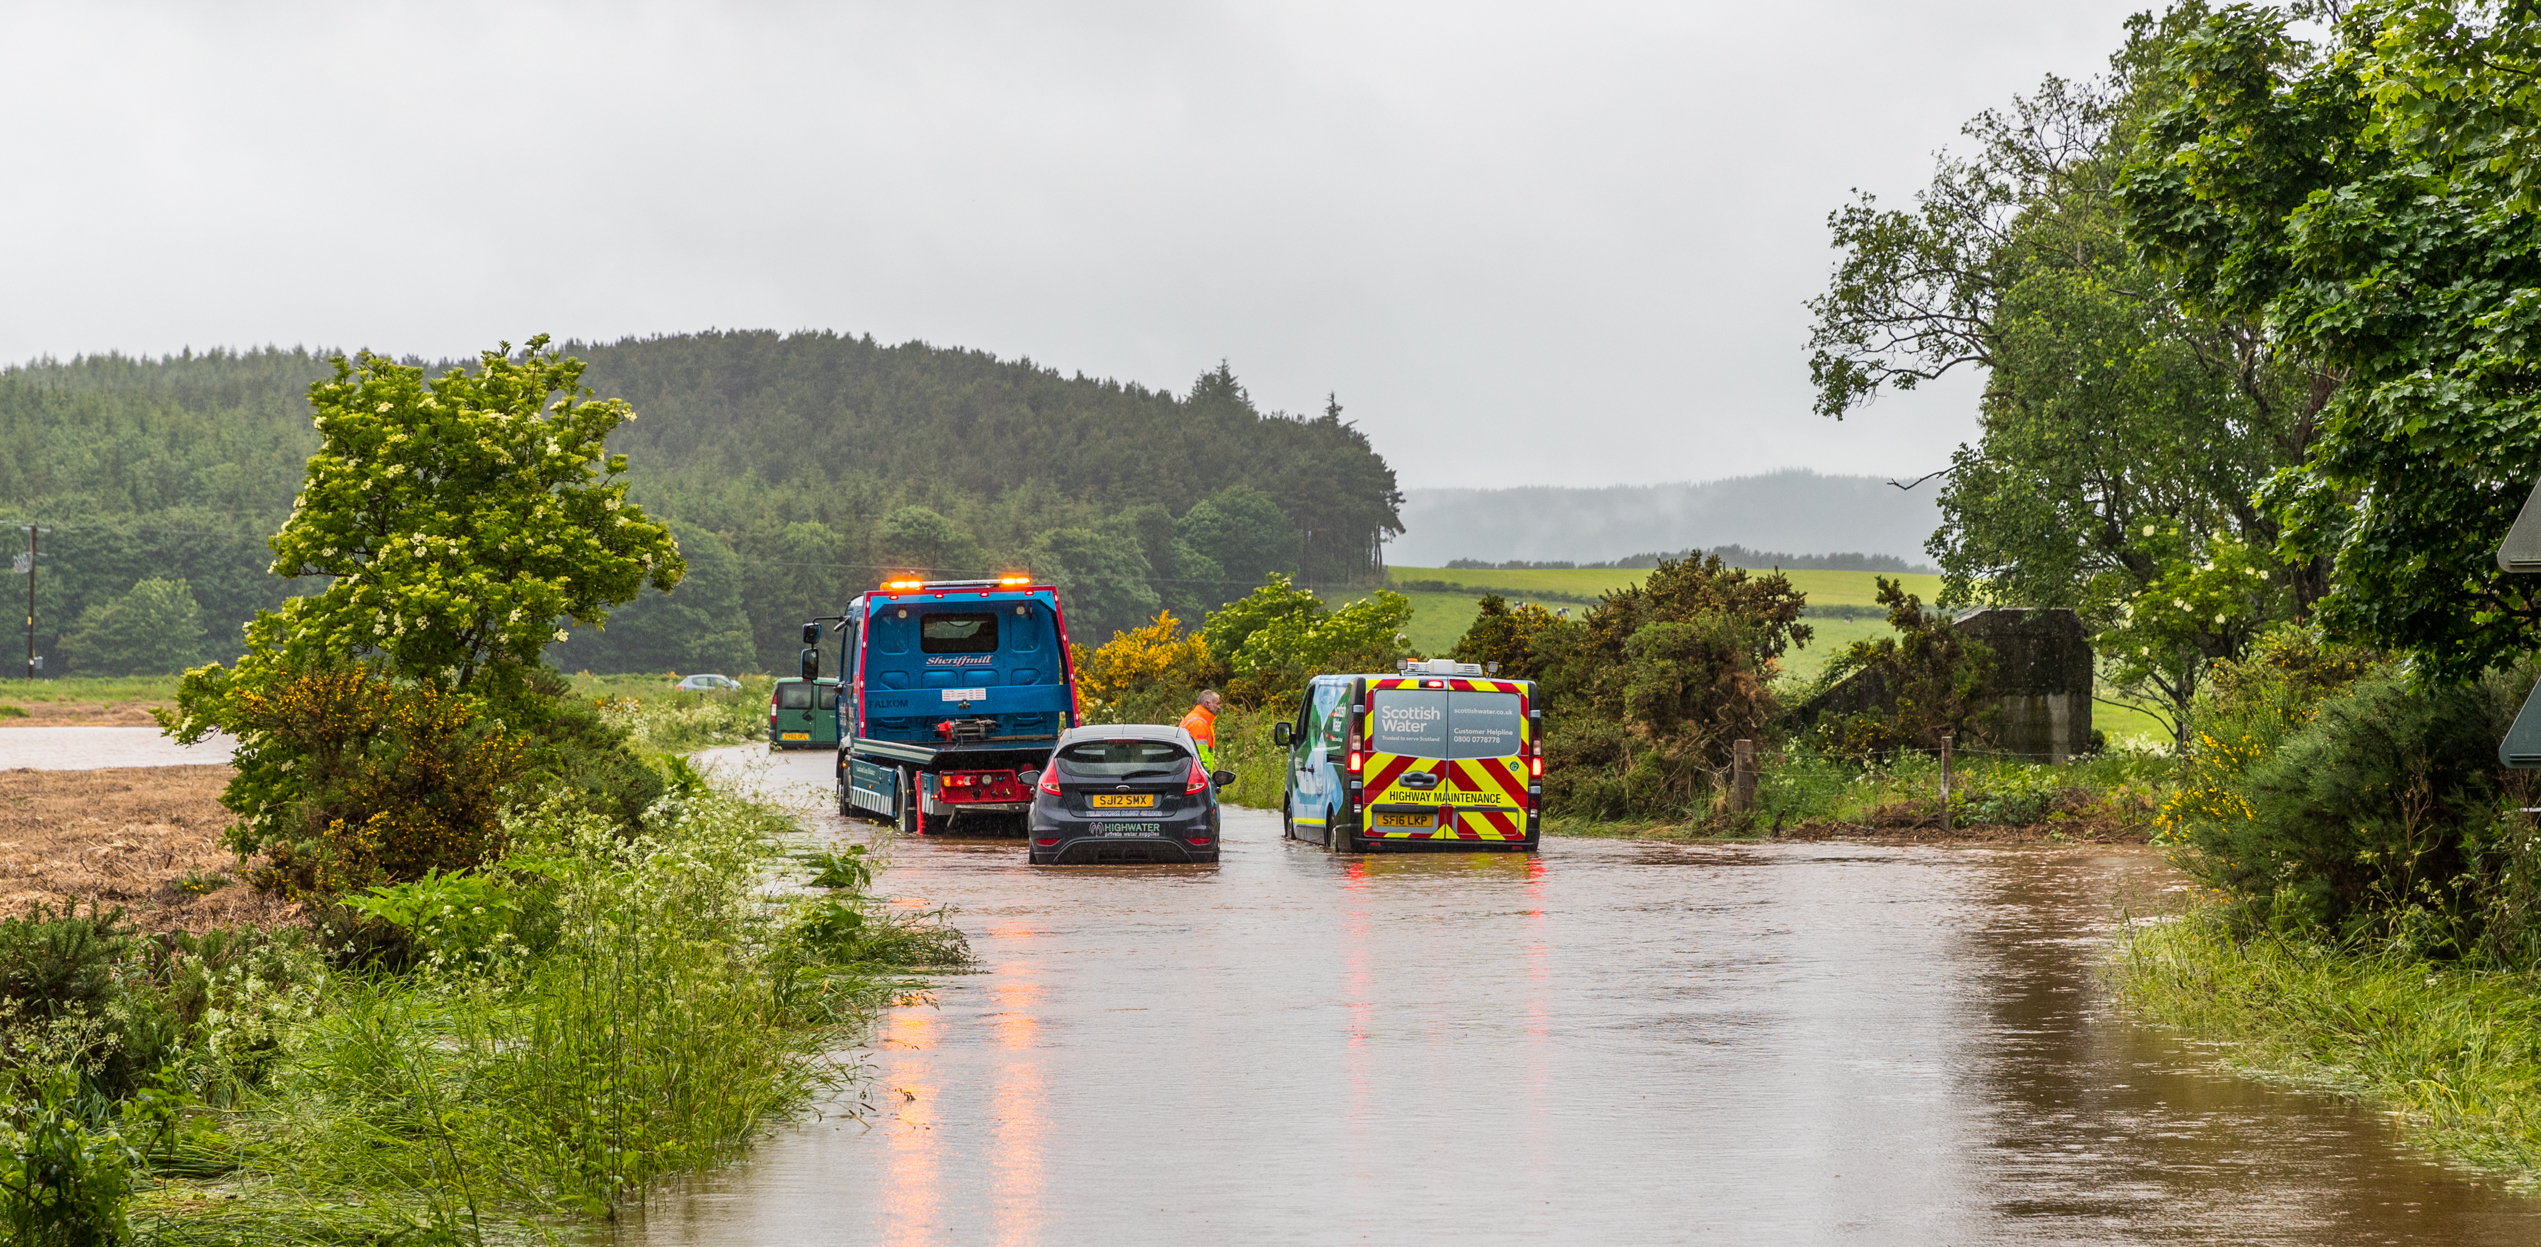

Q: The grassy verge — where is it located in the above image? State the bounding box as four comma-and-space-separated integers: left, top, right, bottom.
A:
1555, 747, 2174, 842
2115, 913, 2541, 1179
5, 777, 966, 1244
569, 672, 776, 757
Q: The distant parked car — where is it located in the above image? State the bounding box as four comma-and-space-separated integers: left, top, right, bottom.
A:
1026, 724, 1231, 865
675, 674, 742, 692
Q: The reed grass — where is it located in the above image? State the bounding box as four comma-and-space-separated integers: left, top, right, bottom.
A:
2115, 913, 2541, 1180
116, 783, 968, 1244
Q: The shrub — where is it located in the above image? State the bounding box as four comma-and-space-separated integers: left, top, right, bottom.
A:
0, 1069, 137, 1247
2176, 659, 2527, 953
1806, 577, 1995, 756
185, 664, 525, 898
1075, 610, 1215, 724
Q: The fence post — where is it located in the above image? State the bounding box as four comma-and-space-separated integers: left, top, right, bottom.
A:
1939, 733, 1953, 834
1732, 739, 1756, 817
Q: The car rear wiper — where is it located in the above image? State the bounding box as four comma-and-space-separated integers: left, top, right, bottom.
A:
1116, 767, 1182, 778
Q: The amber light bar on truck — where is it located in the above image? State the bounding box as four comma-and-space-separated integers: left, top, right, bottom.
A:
878, 575, 1037, 591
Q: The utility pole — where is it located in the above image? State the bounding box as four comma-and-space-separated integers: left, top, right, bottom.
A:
16, 526, 46, 680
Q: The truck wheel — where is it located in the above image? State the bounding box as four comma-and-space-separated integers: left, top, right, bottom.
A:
896, 768, 920, 837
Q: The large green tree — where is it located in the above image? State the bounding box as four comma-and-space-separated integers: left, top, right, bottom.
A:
1808, 13, 2329, 735
2119, 0, 2541, 682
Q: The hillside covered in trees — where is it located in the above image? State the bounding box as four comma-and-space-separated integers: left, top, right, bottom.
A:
0, 332, 1403, 675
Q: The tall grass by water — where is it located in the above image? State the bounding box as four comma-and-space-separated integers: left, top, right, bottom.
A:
3, 780, 972, 1245
2116, 914, 2541, 1179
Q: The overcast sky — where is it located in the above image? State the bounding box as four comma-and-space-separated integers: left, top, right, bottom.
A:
1, 1, 2151, 490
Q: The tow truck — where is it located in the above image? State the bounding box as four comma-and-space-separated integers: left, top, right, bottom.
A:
802, 576, 1080, 836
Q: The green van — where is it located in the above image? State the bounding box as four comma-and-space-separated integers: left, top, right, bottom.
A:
770, 676, 841, 749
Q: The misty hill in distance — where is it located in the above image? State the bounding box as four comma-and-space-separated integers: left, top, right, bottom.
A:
1388, 469, 1942, 571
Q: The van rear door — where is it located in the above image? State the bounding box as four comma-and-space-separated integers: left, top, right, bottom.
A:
1365, 682, 1530, 840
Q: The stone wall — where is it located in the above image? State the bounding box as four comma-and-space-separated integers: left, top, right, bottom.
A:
1952, 608, 2094, 762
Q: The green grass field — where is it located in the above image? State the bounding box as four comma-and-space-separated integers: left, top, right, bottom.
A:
1387, 564, 1945, 608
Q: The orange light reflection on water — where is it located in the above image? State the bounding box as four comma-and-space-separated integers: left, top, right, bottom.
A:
880, 1008, 939, 1246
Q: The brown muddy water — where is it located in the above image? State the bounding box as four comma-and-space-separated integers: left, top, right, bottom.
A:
627, 748, 2541, 1245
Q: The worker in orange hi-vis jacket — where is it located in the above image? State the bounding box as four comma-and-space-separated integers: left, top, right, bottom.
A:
1178, 689, 1222, 768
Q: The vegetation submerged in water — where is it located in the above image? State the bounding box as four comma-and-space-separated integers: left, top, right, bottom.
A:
0, 783, 969, 1245
2115, 913, 2541, 1181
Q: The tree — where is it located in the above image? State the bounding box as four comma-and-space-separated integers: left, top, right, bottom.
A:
1522, 556, 1807, 817
163, 338, 685, 880
59, 578, 209, 675
1808, 20, 2327, 730
552, 520, 755, 675
1451, 595, 1568, 680
1029, 526, 1160, 640
1177, 486, 1298, 596
196, 338, 684, 703
1200, 574, 1326, 672
1807, 579, 1999, 756
1229, 590, 1412, 677
875, 506, 985, 578
2118, 0, 2541, 682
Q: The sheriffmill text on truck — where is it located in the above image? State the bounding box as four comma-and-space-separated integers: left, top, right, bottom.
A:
802, 575, 1079, 835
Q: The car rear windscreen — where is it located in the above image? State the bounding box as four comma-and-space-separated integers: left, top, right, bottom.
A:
777, 683, 814, 710
921, 612, 1000, 653
1372, 689, 1523, 759
1055, 738, 1190, 778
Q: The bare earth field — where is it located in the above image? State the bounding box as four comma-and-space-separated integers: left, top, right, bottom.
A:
0, 764, 295, 932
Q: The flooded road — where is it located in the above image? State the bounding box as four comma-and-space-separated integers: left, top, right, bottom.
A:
630, 749, 2541, 1245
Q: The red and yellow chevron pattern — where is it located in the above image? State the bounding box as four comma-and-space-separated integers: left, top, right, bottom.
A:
1360, 677, 1533, 841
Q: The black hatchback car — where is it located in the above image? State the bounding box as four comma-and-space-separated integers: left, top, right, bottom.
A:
1026, 725, 1232, 865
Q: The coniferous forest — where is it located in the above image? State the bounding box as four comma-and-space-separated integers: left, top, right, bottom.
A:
0, 332, 1404, 676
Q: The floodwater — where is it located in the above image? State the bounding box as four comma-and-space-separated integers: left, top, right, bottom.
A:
628, 748, 2541, 1245
0, 725, 231, 769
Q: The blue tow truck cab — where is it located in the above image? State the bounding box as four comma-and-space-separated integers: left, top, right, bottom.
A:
812, 577, 1080, 836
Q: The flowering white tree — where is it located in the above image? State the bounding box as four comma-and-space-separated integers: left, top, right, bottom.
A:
246, 336, 681, 697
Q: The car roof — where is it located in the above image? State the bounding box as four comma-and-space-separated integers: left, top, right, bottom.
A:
1057, 723, 1195, 747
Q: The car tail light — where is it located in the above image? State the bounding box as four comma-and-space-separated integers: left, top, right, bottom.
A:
1185, 759, 1210, 794
1187, 836, 1211, 845
1038, 769, 1061, 796
1035, 838, 1058, 847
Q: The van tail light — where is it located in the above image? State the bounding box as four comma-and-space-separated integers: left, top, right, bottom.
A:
1185, 759, 1210, 794
1531, 755, 1543, 778
1038, 769, 1062, 796
1347, 750, 1362, 774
